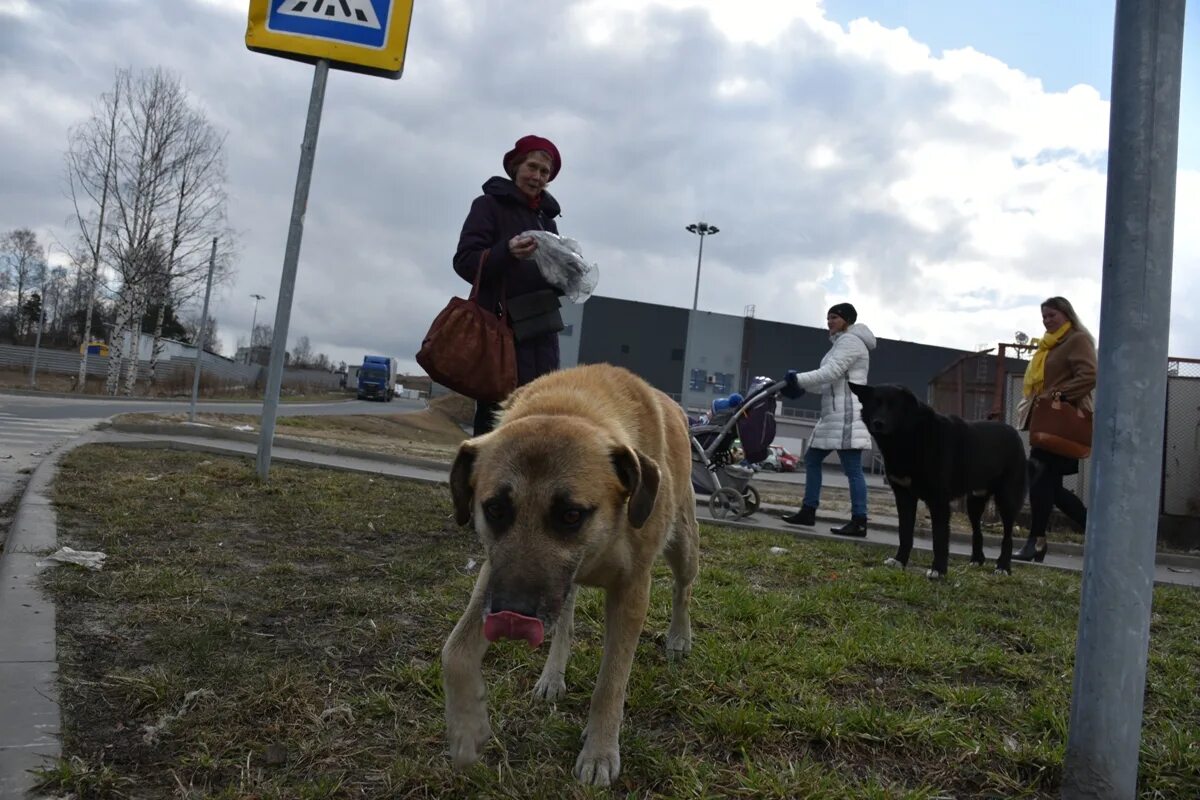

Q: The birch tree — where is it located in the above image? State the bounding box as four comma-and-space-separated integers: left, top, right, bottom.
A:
66, 67, 234, 395
65, 71, 121, 389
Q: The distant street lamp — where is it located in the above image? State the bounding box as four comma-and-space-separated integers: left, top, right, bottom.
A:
680, 221, 720, 409
249, 293, 266, 361
685, 221, 719, 311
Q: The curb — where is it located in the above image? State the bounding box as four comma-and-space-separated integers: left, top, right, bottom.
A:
0, 432, 98, 795
102, 422, 451, 473
103, 424, 1200, 572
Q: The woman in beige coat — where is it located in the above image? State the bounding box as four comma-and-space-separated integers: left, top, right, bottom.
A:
1014, 296, 1098, 562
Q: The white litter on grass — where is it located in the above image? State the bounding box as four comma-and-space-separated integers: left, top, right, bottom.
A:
39, 547, 107, 571
233, 424, 255, 432
143, 688, 216, 744
319, 705, 355, 725
768, 546, 789, 555
1003, 735, 1019, 753
144, 474, 164, 482
464, 558, 478, 573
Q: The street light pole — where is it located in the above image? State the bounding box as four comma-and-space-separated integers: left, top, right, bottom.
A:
686, 221, 719, 311
681, 221, 720, 410
29, 262, 49, 388
248, 293, 266, 361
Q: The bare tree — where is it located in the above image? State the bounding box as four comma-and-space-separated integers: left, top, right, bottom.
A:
252, 323, 273, 348
65, 68, 236, 395
148, 107, 231, 385
182, 312, 221, 355
291, 335, 313, 367
2, 229, 43, 338
65, 71, 121, 389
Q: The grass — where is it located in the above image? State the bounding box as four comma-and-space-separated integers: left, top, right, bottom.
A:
38, 445, 1200, 799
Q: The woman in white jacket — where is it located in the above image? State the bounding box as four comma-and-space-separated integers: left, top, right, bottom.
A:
781, 303, 877, 536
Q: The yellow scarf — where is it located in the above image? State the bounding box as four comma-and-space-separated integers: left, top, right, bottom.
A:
1023, 322, 1072, 397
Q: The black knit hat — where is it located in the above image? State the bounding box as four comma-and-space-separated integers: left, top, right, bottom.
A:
828, 302, 858, 324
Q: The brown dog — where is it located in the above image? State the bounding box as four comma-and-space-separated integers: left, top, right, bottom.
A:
442, 364, 700, 787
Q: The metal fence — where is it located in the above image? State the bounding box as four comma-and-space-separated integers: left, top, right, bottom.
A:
1163, 357, 1200, 517
0, 344, 345, 393
1001, 356, 1200, 518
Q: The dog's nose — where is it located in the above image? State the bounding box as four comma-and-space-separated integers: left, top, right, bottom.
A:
489, 591, 539, 620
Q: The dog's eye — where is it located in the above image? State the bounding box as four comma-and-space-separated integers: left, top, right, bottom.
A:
483, 502, 508, 523
561, 509, 583, 526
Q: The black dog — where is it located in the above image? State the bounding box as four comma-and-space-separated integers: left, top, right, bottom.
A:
848, 383, 1027, 578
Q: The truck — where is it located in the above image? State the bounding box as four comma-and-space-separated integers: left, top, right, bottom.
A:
357, 355, 397, 401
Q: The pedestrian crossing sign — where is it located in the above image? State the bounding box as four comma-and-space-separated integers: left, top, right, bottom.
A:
246, 0, 414, 79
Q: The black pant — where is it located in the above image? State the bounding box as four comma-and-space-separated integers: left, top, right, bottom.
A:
1028, 455, 1088, 539
473, 401, 500, 436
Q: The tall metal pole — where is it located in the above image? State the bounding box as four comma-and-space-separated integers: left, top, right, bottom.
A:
680, 222, 719, 409
1062, 1, 1185, 797
692, 232, 705, 311
188, 237, 219, 424
256, 59, 329, 480
29, 266, 48, 388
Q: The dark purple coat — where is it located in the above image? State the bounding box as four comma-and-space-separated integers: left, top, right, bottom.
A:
454, 177, 562, 386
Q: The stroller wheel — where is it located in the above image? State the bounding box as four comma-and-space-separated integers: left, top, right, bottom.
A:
741, 486, 761, 517
709, 487, 746, 520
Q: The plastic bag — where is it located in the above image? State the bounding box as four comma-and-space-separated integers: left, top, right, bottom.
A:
523, 231, 599, 303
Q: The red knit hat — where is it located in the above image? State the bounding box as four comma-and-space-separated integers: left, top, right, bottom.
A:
503, 135, 561, 181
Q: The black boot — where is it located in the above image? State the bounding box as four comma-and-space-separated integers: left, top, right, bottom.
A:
830, 516, 868, 537
782, 504, 816, 526
1013, 536, 1047, 563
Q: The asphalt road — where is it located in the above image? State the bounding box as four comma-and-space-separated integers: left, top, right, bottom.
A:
0, 391, 425, 512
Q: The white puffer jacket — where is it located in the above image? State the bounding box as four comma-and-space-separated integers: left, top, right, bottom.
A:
790, 323, 877, 451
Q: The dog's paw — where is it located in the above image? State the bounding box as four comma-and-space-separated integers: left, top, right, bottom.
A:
993, 566, 1012, 577
883, 557, 906, 570
968, 559, 986, 568
925, 568, 945, 581
446, 706, 491, 768
533, 672, 567, 702
574, 741, 621, 787
666, 630, 692, 658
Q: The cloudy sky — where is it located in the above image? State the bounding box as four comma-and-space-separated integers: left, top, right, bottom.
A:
2, 0, 1198, 372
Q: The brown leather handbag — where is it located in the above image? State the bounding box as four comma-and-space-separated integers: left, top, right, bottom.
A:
1029, 392, 1093, 459
416, 253, 517, 403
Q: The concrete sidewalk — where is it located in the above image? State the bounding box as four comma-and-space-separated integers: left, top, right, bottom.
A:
1, 430, 1198, 796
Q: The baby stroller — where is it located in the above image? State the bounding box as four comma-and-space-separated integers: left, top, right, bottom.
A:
689, 376, 788, 519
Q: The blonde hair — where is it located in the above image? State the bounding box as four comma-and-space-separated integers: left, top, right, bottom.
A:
1042, 296, 1095, 345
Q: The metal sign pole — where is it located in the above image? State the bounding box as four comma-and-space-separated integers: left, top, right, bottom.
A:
29, 267, 48, 388
256, 59, 329, 480
1061, 1, 1185, 796
188, 236, 219, 423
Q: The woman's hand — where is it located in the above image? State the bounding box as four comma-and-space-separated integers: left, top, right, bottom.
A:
508, 235, 537, 259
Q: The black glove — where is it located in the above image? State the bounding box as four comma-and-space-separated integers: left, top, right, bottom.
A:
781, 370, 806, 400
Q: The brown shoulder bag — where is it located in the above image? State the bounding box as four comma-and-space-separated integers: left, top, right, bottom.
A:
1029, 392, 1093, 459
416, 252, 517, 403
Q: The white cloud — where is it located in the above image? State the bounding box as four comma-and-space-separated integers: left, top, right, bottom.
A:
0, 0, 1196, 373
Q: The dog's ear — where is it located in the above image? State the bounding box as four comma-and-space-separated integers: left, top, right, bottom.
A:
610, 446, 661, 529
848, 382, 872, 402
449, 439, 482, 526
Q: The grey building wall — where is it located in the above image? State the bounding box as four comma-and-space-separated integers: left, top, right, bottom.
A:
681, 310, 745, 410
573, 296, 689, 395
558, 301, 585, 369
569, 296, 992, 421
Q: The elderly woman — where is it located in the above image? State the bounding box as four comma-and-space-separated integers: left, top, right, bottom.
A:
1014, 296, 1097, 562
781, 302, 877, 537
454, 135, 566, 435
